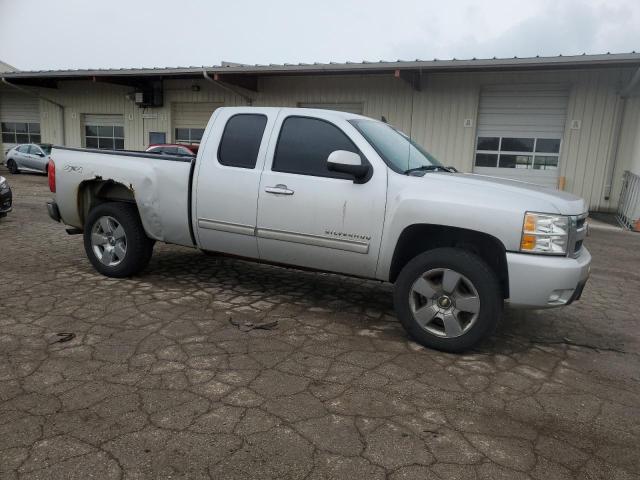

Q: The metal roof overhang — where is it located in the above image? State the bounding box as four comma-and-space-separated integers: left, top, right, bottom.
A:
2, 53, 639, 90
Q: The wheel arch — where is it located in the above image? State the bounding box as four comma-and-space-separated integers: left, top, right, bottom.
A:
389, 224, 510, 299
77, 179, 136, 227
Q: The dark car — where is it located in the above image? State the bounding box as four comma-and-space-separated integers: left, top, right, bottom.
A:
145, 144, 198, 157
0, 176, 12, 217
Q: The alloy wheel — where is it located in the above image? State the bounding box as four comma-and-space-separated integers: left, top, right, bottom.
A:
91, 216, 127, 266
409, 268, 481, 338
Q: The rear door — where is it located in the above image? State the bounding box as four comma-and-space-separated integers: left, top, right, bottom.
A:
255, 111, 387, 278
194, 108, 276, 257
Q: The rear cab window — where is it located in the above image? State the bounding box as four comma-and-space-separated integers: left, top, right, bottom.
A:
218, 114, 268, 169
272, 116, 363, 179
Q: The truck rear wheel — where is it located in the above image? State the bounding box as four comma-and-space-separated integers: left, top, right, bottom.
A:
83, 202, 154, 278
393, 247, 502, 353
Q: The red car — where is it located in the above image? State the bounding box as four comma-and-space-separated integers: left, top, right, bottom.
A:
145, 144, 198, 157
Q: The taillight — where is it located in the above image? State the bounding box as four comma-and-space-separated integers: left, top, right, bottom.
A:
48, 159, 56, 193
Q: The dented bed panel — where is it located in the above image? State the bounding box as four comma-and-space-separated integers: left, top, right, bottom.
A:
52, 147, 194, 247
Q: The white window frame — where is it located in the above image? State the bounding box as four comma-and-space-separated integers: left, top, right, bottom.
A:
85, 125, 125, 150
1, 122, 41, 144
174, 128, 205, 145
475, 136, 561, 170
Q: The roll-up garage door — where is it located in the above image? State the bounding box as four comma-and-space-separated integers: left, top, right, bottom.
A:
172, 102, 222, 144
83, 114, 125, 150
298, 102, 364, 115
1, 92, 41, 159
473, 84, 569, 189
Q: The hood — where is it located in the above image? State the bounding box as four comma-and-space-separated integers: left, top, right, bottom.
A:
429, 172, 587, 215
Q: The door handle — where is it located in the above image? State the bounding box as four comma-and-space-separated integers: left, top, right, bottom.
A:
265, 184, 294, 195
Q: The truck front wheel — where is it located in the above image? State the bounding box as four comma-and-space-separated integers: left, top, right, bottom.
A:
83, 202, 154, 278
393, 247, 502, 353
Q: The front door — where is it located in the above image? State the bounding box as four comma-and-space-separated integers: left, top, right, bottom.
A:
194, 108, 276, 257
256, 113, 387, 278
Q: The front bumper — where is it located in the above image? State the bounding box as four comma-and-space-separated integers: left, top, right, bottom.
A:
506, 247, 591, 308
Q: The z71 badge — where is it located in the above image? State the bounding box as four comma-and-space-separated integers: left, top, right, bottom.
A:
63, 165, 83, 173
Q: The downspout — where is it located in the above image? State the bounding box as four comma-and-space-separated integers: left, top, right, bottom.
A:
202, 69, 253, 105
603, 66, 640, 202
1, 77, 66, 145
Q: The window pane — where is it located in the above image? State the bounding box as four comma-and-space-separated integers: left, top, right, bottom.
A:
16, 134, 29, 143
2, 133, 15, 142
190, 128, 204, 142
149, 132, 166, 145
476, 137, 499, 151
533, 155, 558, 170
30, 135, 41, 144
86, 137, 98, 148
28, 123, 40, 134
501, 138, 534, 152
535, 138, 561, 153
28, 145, 40, 155
499, 154, 532, 168
114, 126, 124, 138
98, 138, 114, 150
175, 128, 189, 141
218, 114, 267, 169
475, 153, 498, 167
18, 145, 30, 153
85, 125, 99, 136
1, 122, 14, 133
98, 126, 114, 137
14, 123, 28, 134
114, 139, 125, 150
273, 116, 359, 179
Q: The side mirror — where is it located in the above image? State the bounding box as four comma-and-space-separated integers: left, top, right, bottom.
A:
327, 150, 370, 183
37, 152, 45, 157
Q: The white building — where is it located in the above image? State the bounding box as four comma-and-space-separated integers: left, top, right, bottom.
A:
1, 53, 639, 214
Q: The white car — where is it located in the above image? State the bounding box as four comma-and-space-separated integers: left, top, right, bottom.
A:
46, 107, 590, 352
5, 143, 52, 174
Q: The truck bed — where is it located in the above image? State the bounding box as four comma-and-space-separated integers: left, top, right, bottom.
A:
52, 146, 196, 247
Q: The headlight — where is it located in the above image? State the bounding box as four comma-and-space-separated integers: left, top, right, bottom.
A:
520, 212, 569, 255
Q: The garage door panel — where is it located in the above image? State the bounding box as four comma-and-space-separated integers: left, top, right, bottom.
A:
473, 84, 569, 189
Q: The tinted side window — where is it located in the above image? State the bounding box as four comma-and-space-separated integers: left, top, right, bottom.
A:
18, 145, 30, 153
218, 114, 267, 169
273, 117, 359, 179
28, 145, 42, 155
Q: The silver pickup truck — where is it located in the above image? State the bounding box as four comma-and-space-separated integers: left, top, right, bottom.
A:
46, 107, 590, 352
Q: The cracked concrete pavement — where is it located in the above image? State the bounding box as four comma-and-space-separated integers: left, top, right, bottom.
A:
1, 170, 640, 479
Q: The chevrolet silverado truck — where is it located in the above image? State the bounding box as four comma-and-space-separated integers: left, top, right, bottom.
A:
46, 107, 590, 352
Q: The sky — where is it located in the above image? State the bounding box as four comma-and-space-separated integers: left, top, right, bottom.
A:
0, 0, 638, 71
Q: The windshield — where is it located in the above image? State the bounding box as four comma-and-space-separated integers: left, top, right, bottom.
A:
349, 119, 443, 173
39, 144, 52, 154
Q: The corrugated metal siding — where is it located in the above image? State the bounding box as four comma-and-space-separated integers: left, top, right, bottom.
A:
172, 102, 222, 128
4, 67, 636, 211
298, 102, 364, 114
611, 95, 640, 205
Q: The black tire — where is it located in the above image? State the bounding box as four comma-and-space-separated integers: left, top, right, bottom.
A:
7, 159, 19, 174
393, 247, 502, 353
83, 202, 154, 278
